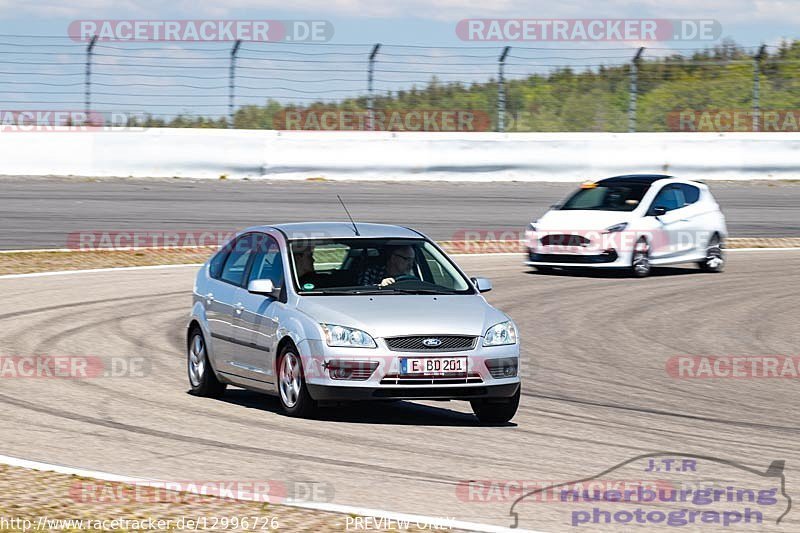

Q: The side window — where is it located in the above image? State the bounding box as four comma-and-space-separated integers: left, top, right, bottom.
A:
651, 186, 683, 213
248, 234, 285, 287
220, 234, 254, 286
208, 248, 229, 280
677, 184, 700, 206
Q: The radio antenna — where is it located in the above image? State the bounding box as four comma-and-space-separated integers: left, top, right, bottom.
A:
337, 194, 360, 236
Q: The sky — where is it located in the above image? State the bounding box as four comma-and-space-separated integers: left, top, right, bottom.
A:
0, 0, 797, 121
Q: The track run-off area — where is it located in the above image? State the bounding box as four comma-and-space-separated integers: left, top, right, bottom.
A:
1, 250, 798, 531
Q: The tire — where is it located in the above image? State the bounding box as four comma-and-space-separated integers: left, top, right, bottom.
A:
187, 327, 226, 398
630, 238, 652, 278
277, 344, 317, 418
470, 387, 520, 424
698, 235, 725, 273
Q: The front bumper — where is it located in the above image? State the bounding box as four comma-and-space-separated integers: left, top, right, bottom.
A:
307, 381, 519, 401
525, 247, 632, 268
298, 338, 520, 401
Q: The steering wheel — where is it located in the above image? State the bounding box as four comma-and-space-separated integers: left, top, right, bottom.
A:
394, 274, 417, 282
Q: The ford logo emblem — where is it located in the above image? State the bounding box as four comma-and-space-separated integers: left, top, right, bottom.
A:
422, 338, 442, 347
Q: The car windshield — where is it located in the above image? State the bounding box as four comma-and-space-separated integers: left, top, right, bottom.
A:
288, 238, 474, 295
559, 182, 651, 212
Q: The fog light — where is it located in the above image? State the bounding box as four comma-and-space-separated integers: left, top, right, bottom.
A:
485, 358, 518, 378
331, 367, 352, 379
326, 360, 379, 381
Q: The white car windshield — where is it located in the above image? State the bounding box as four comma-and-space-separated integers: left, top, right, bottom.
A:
560, 183, 651, 212
289, 238, 473, 295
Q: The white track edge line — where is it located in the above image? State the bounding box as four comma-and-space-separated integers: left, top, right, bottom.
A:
0, 263, 203, 280
0, 454, 543, 533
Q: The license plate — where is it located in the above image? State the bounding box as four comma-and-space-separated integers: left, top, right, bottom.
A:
400, 357, 467, 375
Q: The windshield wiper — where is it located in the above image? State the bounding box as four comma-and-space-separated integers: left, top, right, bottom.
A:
301, 287, 459, 295
378, 287, 459, 295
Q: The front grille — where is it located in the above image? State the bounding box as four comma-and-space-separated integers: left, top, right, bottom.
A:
540, 234, 590, 247
380, 373, 483, 385
373, 386, 489, 398
528, 250, 618, 264
385, 335, 477, 352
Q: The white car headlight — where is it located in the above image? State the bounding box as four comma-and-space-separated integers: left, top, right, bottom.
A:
483, 321, 517, 346
604, 222, 628, 233
321, 324, 377, 348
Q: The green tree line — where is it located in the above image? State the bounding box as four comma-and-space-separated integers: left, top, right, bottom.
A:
136, 39, 800, 132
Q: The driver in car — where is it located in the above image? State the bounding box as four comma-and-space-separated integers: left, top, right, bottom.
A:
360, 245, 416, 287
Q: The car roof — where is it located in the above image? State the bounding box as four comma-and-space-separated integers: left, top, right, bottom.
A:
596, 174, 673, 185
246, 222, 423, 240
596, 174, 706, 188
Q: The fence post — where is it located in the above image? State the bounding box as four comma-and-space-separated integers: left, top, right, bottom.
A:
229, 39, 242, 129
85, 35, 98, 125
628, 47, 645, 133
753, 44, 767, 132
497, 46, 510, 132
367, 44, 381, 131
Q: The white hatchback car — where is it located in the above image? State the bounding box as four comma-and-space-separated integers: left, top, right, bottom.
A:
525, 174, 727, 277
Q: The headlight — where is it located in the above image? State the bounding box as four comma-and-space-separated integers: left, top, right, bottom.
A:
527, 222, 537, 232
604, 222, 628, 233
483, 321, 517, 346
321, 324, 377, 348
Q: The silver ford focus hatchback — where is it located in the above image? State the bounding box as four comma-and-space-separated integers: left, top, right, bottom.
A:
187, 222, 521, 423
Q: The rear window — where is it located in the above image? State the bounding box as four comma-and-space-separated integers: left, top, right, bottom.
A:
678, 183, 701, 205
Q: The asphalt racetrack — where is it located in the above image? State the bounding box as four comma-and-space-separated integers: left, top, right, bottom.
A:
1, 251, 798, 531
0, 177, 799, 249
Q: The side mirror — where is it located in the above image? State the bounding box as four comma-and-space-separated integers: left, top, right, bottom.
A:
247, 279, 280, 298
651, 206, 667, 217
471, 276, 493, 293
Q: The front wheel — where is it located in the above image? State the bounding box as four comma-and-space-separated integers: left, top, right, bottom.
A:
471, 387, 520, 424
698, 235, 725, 273
278, 346, 317, 417
631, 238, 652, 278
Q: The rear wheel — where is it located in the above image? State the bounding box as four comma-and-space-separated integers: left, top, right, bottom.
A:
631, 238, 651, 278
278, 345, 317, 417
470, 387, 520, 424
187, 328, 226, 398
698, 235, 725, 273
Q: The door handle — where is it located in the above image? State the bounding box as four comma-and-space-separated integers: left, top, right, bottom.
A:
234, 303, 245, 315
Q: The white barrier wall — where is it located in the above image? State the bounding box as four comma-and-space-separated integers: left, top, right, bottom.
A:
2, 128, 799, 181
